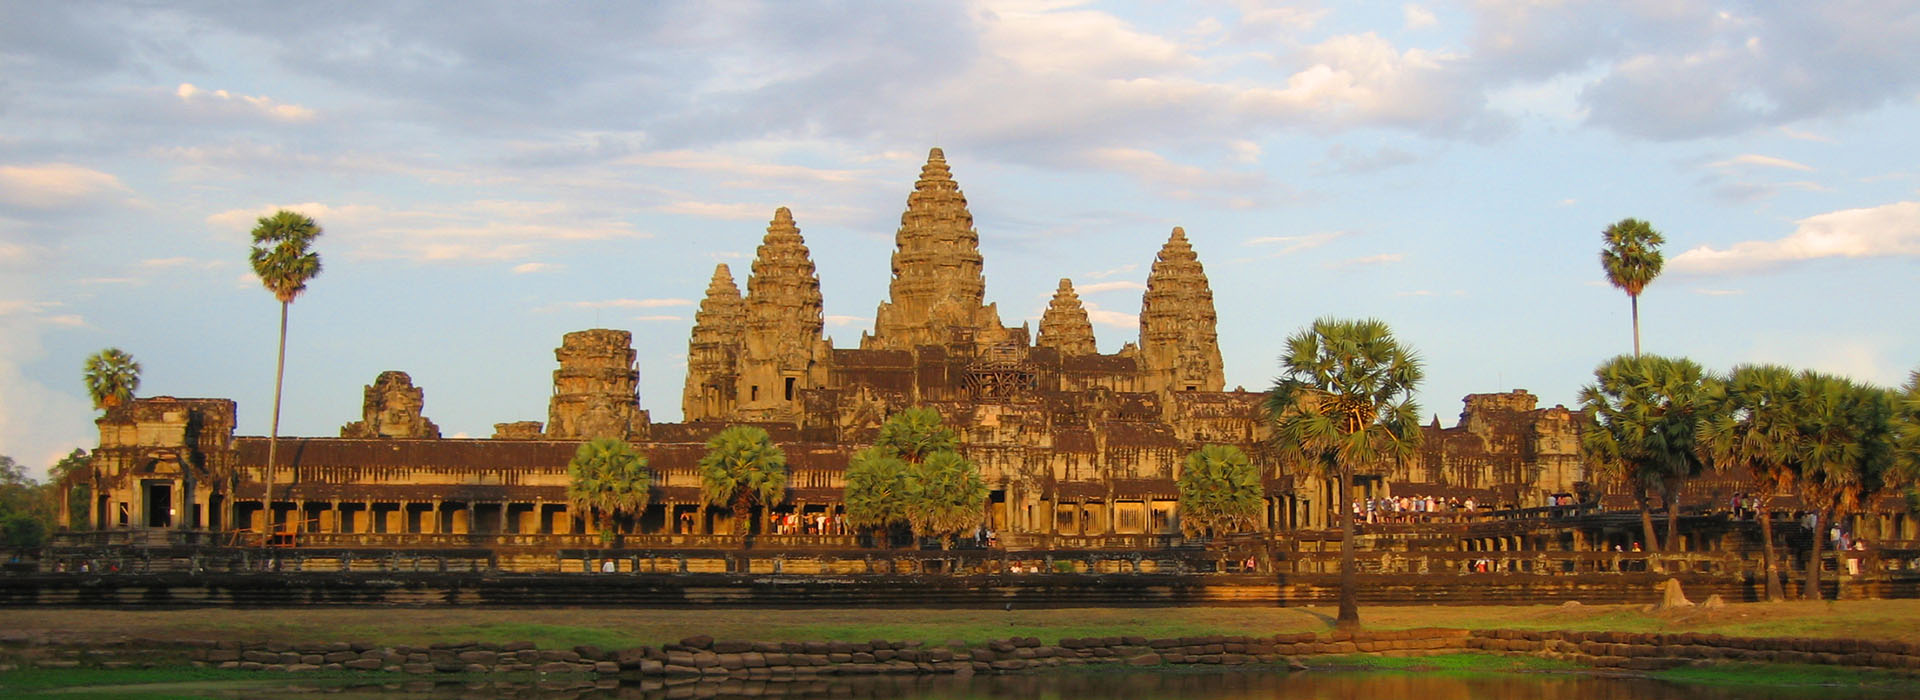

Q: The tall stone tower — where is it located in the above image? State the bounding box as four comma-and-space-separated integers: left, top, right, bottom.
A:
1138, 227, 1224, 394
736, 207, 826, 421
682, 264, 744, 422
864, 147, 1009, 351
1037, 278, 1097, 356
546, 329, 649, 440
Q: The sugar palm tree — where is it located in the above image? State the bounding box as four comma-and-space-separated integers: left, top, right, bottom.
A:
1176, 444, 1262, 538
83, 348, 141, 411
843, 446, 910, 547
1895, 369, 1920, 490
876, 407, 956, 463
1600, 218, 1665, 357
1794, 372, 1895, 600
1579, 354, 1707, 553
249, 209, 322, 538
903, 450, 988, 549
566, 438, 651, 544
1267, 318, 1423, 630
697, 425, 788, 544
1698, 364, 1801, 601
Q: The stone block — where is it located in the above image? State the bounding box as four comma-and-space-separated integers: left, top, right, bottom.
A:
1125, 653, 1160, 666
679, 635, 714, 650
989, 659, 1027, 671
594, 661, 619, 674
713, 640, 753, 654
402, 663, 434, 674
344, 658, 383, 670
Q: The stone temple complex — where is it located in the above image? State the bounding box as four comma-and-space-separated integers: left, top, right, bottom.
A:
54, 149, 1917, 584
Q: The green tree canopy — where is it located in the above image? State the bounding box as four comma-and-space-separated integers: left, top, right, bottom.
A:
1793, 371, 1896, 600
1895, 369, 1919, 489
1600, 217, 1665, 357
1176, 444, 1262, 538
1579, 354, 1708, 552
83, 348, 140, 411
0, 455, 51, 552
875, 407, 957, 463
904, 450, 988, 546
1697, 364, 1802, 601
697, 426, 788, 532
1267, 317, 1423, 629
843, 446, 910, 534
566, 438, 651, 541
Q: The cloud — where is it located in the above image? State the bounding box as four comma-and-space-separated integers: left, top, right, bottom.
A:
175, 83, 316, 122
206, 200, 652, 263
1074, 281, 1147, 294
1084, 263, 1137, 279
0, 163, 130, 211
1404, 4, 1437, 30
1670, 201, 1920, 275
632, 315, 685, 322
1245, 231, 1352, 255
1327, 253, 1405, 268
538, 298, 694, 313
1315, 144, 1419, 175
825, 315, 871, 326
1708, 154, 1813, 172
1080, 299, 1137, 329
511, 262, 561, 274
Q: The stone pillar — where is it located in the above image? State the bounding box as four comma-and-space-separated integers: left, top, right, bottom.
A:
430, 499, 442, 534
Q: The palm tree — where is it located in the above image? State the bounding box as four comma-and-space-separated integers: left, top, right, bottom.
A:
566, 438, 651, 544
843, 446, 910, 547
903, 450, 988, 549
83, 348, 140, 411
1697, 365, 1801, 601
1267, 318, 1423, 630
1895, 369, 1919, 490
876, 407, 957, 463
697, 425, 788, 543
248, 209, 322, 539
1794, 372, 1895, 601
1600, 218, 1665, 357
1579, 354, 1707, 553
1176, 444, 1262, 538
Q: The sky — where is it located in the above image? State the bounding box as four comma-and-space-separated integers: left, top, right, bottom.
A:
2, 1, 1917, 480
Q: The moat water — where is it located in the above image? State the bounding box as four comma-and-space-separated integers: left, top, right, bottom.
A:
79, 668, 1908, 699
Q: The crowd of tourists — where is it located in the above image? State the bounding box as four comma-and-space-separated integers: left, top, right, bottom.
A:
1352, 495, 1484, 524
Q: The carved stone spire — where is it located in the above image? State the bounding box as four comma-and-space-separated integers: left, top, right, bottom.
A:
682, 264, 744, 422
865, 147, 1006, 351
546, 329, 649, 440
340, 371, 440, 439
1138, 227, 1224, 394
1037, 278, 1097, 356
738, 207, 825, 419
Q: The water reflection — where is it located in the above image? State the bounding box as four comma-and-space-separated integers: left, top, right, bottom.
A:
243, 669, 1890, 700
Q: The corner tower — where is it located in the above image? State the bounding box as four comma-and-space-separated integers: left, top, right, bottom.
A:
863, 147, 1009, 351
1138, 227, 1224, 394
682, 264, 744, 422
737, 207, 826, 421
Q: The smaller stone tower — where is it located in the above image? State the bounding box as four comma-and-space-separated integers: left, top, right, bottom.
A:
340, 371, 440, 438
546, 329, 649, 440
682, 264, 745, 422
736, 207, 827, 421
1037, 278, 1097, 356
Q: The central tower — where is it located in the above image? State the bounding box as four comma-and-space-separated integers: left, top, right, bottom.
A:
863, 148, 1009, 351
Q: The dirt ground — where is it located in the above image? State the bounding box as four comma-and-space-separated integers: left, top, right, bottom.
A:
4, 599, 1916, 649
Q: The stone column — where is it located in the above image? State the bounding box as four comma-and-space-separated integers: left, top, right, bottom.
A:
429, 499, 442, 534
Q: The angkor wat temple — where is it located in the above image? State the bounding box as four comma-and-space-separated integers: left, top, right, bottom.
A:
55, 150, 1917, 590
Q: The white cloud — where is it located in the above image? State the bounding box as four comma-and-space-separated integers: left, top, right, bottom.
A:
1084, 263, 1137, 279
1074, 280, 1147, 294
1404, 4, 1437, 30
1670, 201, 1920, 275
1777, 126, 1836, 143
512, 262, 561, 274
1708, 154, 1813, 171
206, 200, 651, 263
176, 83, 316, 122
825, 315, 872, 326
1328, 252, 1405, 268
0, 163, 130, 210
1245, 231, 1351, 255
539, 298, 694, 313
1080, 299, 1137, 329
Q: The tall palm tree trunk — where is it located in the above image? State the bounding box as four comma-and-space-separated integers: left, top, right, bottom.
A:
1635, 484, 1659, 552
1336, 461, 1359, 629
1804, 509, 1826, 600
260, 301, 288, 549
1630, 294, 1642, 357
1757, 497, 1784, 602
1663, 478, 1681, 553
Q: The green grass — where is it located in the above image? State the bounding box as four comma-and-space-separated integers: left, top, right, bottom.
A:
1650, 662, 1919, 691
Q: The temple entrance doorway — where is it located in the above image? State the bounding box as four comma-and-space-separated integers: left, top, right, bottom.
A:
145, 481, 173, 527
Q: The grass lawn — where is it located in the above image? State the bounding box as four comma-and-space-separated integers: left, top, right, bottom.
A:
4, 599, 1918, 649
